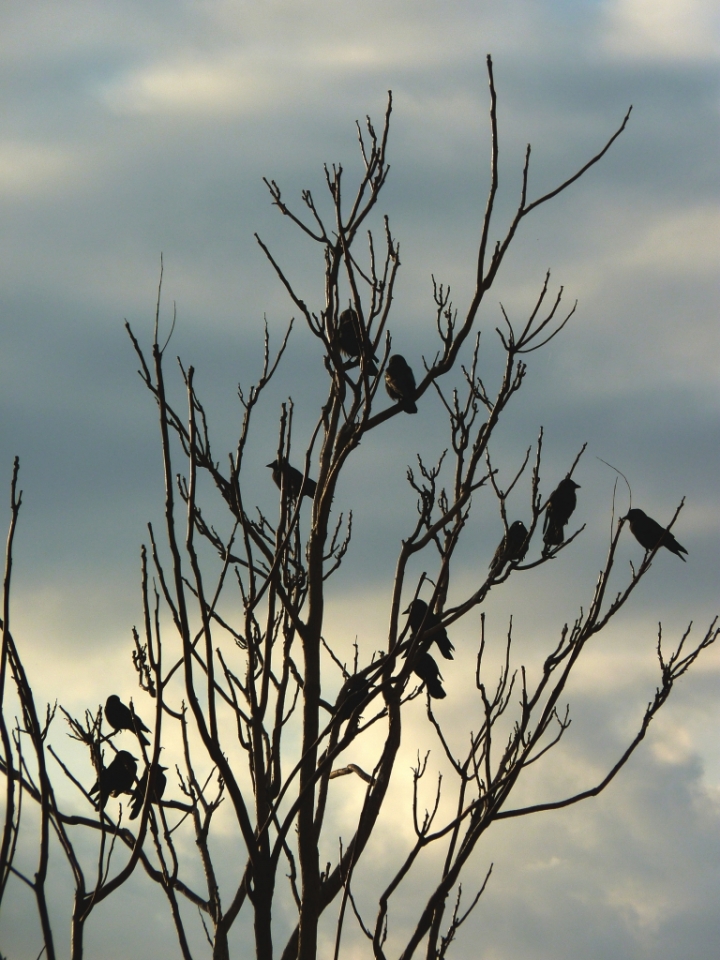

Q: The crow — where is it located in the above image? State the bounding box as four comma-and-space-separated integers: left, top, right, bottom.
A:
105, 695, 151, 747
404, 599, 454, 660
89, 750, 138, 809
336, 308, 378, 375
266, 459, 317, 501
412, 651, 446, 699
543, 477, 580, 547
129, 764, 168, 821
385, 355, 417, 413
624, 508, 687, 561
334, 674, 371, 723
490, 520, 530, 576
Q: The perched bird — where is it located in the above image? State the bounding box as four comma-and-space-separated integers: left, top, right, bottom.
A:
129, 764, 168, 821
336, 308, 378, 375
404, 599, 454, 660
266, 459, 317, 501
385, 355, 417, 414
89, 750, 137, 809
334, 674, 371, 723
543, 477, 580, 548
624, 508, 687, 561
105, 695, 151, 747
412, 651, 446, 700
489, 520, 530, 576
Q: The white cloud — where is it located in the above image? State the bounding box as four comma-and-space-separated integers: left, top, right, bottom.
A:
101, 55, 282, 116
602, 0, 720, 61
0, 142, 78, 195
625, 205, 720, 275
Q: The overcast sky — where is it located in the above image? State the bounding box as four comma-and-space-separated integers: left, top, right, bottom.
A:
0, 1, 718, 958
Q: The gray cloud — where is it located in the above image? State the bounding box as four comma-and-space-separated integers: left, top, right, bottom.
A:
0, 0, 718, 956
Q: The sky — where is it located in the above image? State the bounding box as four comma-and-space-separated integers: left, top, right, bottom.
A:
0, 0, 718, 957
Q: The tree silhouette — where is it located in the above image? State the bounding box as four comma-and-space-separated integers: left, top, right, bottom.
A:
1, 57, 716, 960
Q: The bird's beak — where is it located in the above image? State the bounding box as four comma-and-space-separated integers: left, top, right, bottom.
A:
403, 604, 411, 615
266, 462, 274, 468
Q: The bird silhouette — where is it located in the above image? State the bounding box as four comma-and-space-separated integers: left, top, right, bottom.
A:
412, 652, 446, 699
266, 460, 317, 501
404, 599, 454, 660
490, 520, 530, 576
543, 477, 580, 548
385, 355, 417, 413
336, 308, 378, 375
129, 764, 168, 821
105, 695, 151, 747
334, 675, 371, 723
89, 750, 137, 809
624, 508, 687, 561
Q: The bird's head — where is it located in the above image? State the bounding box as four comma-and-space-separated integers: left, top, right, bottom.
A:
404, 598, 428, 617
623, 508, 643, 522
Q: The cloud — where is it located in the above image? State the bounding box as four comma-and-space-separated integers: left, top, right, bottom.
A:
101, 55, 285, 116
620, 204, 720, 275
1, 1, 718, 957
602, 0, 720, 61
0, 141, 78, 195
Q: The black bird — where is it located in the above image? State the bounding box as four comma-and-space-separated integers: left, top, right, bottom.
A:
412, 651, 446, 699
404, 599, 454, 660
336, 308, 378, 375
334, 674, 371, 723
89, 750, 138, 809
490, 520, 530, 576
624, 508, 688, 561
385, 355, 417, 414
543, 477, 580, 547
266, 459, 317, 501
129, 764, 168, 821
105, 695, 151, 747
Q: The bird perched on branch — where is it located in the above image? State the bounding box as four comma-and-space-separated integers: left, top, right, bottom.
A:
543, 477, 580, 548
334, 674, 371, 723
412, 651, 446, 699
266, 459, 317, 501
385, 354, 417, 413
105, 695, 151, 747
624, 508, 687, 561
490, 520, 530, 576
336, 308, 378, 375
404, 599, 454, 660
129, 763, 168, 821
89, 750, 137, 809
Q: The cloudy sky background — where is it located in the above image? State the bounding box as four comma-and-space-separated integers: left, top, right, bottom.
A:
0, 0, 718, 957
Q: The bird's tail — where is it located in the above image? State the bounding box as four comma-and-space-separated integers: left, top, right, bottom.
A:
435, 635, 454, 660
543, 522, 564, 546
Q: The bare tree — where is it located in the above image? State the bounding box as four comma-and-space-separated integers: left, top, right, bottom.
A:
1, 56, 717, 960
